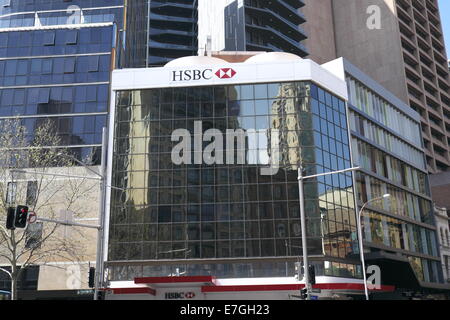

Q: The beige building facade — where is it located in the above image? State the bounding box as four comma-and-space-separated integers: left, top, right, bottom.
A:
0, 166, 101, 299
303, 0, 450, 174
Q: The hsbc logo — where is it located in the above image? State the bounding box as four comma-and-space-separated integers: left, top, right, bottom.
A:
215, 68, 236, 79
172, 68, 237, 82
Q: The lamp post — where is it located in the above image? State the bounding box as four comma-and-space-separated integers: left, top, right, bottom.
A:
298, 165, 360, 300
357, 193, 390, 301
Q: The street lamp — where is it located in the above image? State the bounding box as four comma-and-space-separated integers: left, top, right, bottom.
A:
298, 164, 360, 300
357, 193, 390, 301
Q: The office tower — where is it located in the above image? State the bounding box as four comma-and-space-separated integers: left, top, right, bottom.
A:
124, 0, 198, 67
0, 0, 125, 163
304, 0, 450, 174
197, 0, 308, 57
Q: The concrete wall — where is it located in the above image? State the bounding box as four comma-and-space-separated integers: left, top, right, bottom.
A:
430, 172, 450, 209
331, 0, 409, 104
0, 166, 100, 292
302, 0, 337, 64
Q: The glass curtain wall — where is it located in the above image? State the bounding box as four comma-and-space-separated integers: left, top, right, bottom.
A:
108, 81, 360, 280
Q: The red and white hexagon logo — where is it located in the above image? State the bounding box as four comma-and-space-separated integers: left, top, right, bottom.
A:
215, 68, 236, 79
185, 292, 196, 299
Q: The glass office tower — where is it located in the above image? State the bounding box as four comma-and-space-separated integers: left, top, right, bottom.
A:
107, 56, 360, 281
0, 0, 125, 163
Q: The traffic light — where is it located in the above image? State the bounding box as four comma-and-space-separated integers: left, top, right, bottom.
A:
308, 265, 316, 285
6, 207, 15, 230
14, 205, 29, 228
300, 288, 308, 300
88, 267, 95, 288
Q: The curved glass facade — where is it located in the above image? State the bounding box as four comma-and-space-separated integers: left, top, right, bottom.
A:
108, 81, 360, 280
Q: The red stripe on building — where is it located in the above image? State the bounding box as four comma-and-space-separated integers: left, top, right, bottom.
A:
135, 275, 216, 285
110, 287, 156, 295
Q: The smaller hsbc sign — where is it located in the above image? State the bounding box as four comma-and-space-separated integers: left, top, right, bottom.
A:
172, 68, 237, 82
165, 291, 196, 300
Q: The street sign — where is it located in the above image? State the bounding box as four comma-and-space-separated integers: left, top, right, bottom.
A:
27, 212, 37, 224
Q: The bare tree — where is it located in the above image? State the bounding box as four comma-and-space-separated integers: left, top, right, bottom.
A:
0, 118, 99, 300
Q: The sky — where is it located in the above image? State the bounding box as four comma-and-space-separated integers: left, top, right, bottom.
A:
438, 0, 450, 57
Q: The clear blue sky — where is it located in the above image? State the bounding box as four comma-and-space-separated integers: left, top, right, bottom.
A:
438, 0, 450, 57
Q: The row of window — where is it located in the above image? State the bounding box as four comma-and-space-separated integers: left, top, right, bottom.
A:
0, 28, 113, 48
362, 209, 438, 256
356, 172, 434, 225
0, 84, 109, 106
350, 110, 426, 171
352, 138, 430, 196
0, 55, 110, 86
347, 76, 422, 146
107, 261, 362, 282
118, 82, 315, 106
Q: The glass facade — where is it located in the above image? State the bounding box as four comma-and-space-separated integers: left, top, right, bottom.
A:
108, 81, 360, 280
0, 24, 114, 164
0, 0, 124, 28
346, 74, 444, 285
0, 0, 126, 164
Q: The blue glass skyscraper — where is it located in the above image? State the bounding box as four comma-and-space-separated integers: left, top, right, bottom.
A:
0, 0, 125, 163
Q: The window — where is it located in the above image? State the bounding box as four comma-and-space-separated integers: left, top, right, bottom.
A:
64, 57, 76, 73
42, 59, 53, 74
38, 88, 50, 104
87, 56, 99, 72
66, 30, 78, 45
6, 182, 17, 205
26, 181, 38, 206
42, 32, 55, 46
25, 223, 43, 249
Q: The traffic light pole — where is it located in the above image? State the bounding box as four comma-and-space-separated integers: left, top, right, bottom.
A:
94, 127, 108, 301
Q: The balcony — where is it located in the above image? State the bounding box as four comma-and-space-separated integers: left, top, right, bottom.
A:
245, 23, 308, 56
245, 5, 306, 41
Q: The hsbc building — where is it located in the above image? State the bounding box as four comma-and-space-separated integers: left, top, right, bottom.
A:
103, 52, 390, 299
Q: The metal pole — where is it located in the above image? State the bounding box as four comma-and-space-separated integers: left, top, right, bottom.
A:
94, 127, 108, 300
356, 194, 389, 301
357, 204, 369, 301
298, 164, 310, 300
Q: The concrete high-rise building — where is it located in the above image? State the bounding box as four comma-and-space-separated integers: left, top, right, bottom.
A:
303, 0, 450, 174
197, 0, 308, 57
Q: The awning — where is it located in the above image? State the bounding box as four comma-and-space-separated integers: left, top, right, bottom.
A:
364, 251, 421, 290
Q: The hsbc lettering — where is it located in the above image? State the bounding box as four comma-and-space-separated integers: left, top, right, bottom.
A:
172, 69, 213, 82
165, 291, 196, 299
172, 68, 236, 82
